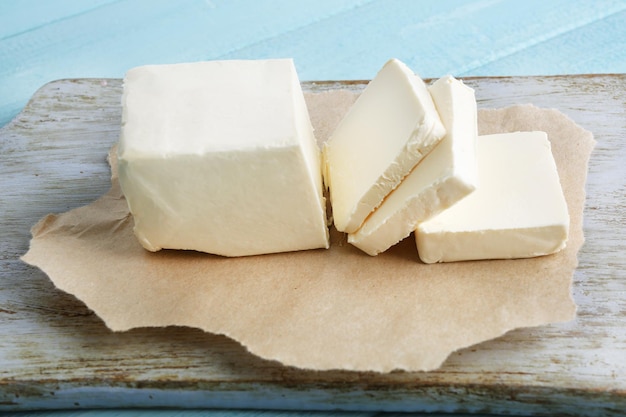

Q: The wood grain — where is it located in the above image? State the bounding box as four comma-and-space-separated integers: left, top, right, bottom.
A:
1, 75, 625, 415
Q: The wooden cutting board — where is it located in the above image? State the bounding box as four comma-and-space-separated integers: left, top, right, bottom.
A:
1, 75, 625, 415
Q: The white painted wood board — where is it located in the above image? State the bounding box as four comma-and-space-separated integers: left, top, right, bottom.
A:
1, 75, 625, 415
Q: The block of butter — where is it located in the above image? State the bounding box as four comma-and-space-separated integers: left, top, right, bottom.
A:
416, 132, 569, 263
323, 58, 446, 233
117, 59, 329, 257
348, 75, 478, 255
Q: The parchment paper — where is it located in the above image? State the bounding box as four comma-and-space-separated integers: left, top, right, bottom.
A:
22, 92, 595, 372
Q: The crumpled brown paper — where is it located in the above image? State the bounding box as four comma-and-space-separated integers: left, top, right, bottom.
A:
22, 94, 594, 372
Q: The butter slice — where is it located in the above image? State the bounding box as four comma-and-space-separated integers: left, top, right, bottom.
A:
118, 59, 329, 257
323, 59, 446, 233
348, 75, 477, 255
416, 132, 569, 263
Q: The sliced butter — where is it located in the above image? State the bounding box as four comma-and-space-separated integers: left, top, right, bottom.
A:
416, 132, 569, 263
323, 58, 446, 233
348, 75, 478, 255
118, 59, 329, 257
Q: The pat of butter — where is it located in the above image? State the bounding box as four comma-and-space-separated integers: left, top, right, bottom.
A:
118, 59, 329, 257
323, 59, 446, 233
348, 75, 478, 255
416, 132, 569, 263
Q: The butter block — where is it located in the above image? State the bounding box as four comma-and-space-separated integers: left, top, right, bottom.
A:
416, 132, 569, 263
118, 59, 329, 257
348, 75, 478, 255
323, 58, 446, 233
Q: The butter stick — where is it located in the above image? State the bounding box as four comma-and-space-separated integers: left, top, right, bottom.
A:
416, 132, 569, 263
118, 59, 329, 257
323, 59, 446, 233
348, 75, 478, 255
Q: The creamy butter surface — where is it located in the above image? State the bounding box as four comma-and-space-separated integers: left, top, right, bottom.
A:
416, 132, 569, 263
348, 75, 478, 255
118, 59, 329, 257
323, 59, 446, 233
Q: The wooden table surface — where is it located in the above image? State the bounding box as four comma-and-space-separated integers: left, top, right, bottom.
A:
2, 1, 626, 416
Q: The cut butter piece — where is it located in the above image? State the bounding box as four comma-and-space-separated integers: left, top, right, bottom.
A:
348, 75, 478, 255
117, 59, 329, 257
323, 58, 446, 233
416, 132, 569, 263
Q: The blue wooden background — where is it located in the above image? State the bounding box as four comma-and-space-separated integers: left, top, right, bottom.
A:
2, 0, 626, 130
2, 0, 626, 416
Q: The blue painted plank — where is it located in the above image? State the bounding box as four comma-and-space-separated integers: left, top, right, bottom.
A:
0, 0, 372, 127
0, 0, 121, 39
216, 0, 626, 79
0, 0, 376, 79
464, 9, 626, 76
